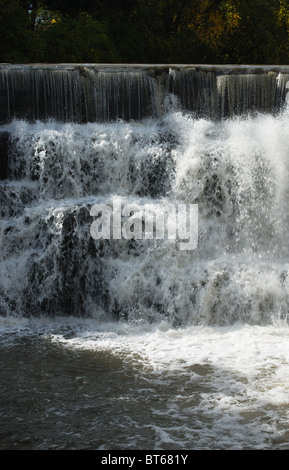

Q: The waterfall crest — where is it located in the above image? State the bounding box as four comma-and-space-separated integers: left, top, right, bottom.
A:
1, 64, 289, 123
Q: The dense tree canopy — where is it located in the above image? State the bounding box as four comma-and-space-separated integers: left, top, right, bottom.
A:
1, 0, 289, 64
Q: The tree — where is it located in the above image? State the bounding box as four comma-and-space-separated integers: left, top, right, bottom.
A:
0, 0, 44, 62
179, 0, 289, 64
40, 12, 120, 63
1, 0, 289, 65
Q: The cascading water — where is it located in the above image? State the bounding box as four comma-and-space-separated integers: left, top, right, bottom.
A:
1, 64, 289, 451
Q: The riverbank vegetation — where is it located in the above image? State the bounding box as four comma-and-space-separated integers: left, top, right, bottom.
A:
1, 0, 289, 64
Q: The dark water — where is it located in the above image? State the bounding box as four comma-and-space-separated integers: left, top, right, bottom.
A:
1, 331, 151, 450
1, 325, 202, 451
1, 318, 289, 450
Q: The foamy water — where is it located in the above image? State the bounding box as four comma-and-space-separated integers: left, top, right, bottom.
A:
2, 109, 289, 449
0, 316, 289, 449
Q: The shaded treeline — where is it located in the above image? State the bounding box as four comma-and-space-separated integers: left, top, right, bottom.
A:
1, 0, 289, 64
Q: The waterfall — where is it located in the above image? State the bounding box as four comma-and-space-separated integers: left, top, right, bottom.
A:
1, 64, 289, 325
1, 64, 289, 124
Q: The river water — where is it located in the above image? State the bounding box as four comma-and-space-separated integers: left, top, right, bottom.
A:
1, 317, 289, 450
1, 108, 289, 450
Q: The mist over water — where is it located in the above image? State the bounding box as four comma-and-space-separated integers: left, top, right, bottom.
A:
1, 65, 289, 449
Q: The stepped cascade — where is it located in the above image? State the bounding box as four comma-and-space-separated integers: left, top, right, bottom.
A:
1, 64, 289, 325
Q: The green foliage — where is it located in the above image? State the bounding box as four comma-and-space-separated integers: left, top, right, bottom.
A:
40, 12, 120, 63
217, 0, 287, 64
1, 0, 289, 64
0, 0, 43, 62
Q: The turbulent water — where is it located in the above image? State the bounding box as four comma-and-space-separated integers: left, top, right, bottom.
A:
1, 79, 289, 449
